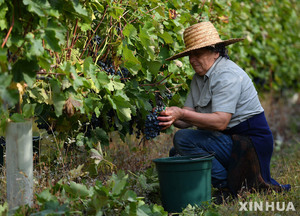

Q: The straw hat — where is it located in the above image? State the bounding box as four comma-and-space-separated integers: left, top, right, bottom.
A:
166, 22, 244, 61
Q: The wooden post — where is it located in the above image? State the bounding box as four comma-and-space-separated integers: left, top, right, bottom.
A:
6, 120, 33, 209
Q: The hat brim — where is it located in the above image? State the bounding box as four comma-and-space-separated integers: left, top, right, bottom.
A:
166, 38, 244, 61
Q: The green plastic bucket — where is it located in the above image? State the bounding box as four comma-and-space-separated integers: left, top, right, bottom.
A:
153, 154, 214, 213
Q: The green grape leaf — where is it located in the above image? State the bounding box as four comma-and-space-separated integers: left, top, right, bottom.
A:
0, 88, 18, 107
122, 45, 141, 75
97, 72, 111, 89
111, 80, 124, 90
107, 94, 131, 122
158, 31, 173, 44
91, 0, 104, 12
115, 107, 131, 122
22, 103, 36, 118
36, 189, 57, 203
109, 5, 124, 20
50, 79, 65, 117
12, 59, 38, 88
0, 72, 12, 88
10, 113, 25, 122
93, 128, 109, 146
44, 30, 61, 52
52, 93, 65, 117
38, 55, 52, 71
111, 172, 128, 195
0, 48, 7, 62
69, 181, 91, 198
139, 28, 155, 59
123, 24, 137, 39
147, 60, 162, 76
123, 190, 137, 202
25, 33, 44, 58
71, 0, 88, 17
46, 19, 67, 46
42, 200, 69, 214
23, 0, 48, 17
0, 2, 8, 30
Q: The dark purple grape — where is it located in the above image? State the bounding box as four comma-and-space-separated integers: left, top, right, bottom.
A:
144, 106, 165, 140
118, 67, 129, 79
92, 35, 103, 46
166, 93, 173, 100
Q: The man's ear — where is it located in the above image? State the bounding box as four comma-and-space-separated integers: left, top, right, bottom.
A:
214, 52, 220, 59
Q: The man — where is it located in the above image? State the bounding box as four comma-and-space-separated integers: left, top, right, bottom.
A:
157, 22, 290, 192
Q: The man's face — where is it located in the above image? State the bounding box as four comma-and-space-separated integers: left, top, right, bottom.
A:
189, 48, 220, 76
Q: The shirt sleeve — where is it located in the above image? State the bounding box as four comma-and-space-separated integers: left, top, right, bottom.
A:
184, 90, 194, 108
184, 75, 197, 108
210, 70, 242, 114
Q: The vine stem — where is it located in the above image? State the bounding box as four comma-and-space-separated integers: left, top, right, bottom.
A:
139, 72, 173, 87
71, 19, 79, 47
128, 5, 160, 24
79, 5, 108, 59
168, 83, 184, 89
2, 6, 14, 48
138, 136, 146, 146
66, 19, 79, 60
37, 71, 66, 76
209, 0, 214, 13
197, 0, 207, 21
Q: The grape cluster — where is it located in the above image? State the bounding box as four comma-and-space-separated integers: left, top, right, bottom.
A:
85, 109, 117, 137
119, 67, 129, 79
144, 106, 165, 140
92, 35, 103, 46
85, 113, 103, 137
97, 59, 116, 75
7, 50, 17, 62
97, 58, 129, 80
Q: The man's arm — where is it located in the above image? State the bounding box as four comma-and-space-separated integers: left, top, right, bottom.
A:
173, 107, 194, 129
158, 106, 232, 131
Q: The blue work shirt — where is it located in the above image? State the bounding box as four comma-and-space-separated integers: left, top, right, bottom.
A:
184, 56, 263, 128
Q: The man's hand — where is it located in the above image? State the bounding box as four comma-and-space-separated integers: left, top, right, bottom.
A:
157, 106, 184, 130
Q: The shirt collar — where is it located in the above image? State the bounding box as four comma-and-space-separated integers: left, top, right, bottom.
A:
204, 57, 223, 81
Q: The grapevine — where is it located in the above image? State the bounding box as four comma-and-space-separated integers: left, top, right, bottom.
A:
0, 0, 296, 152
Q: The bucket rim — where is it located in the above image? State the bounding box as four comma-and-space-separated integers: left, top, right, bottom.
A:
152, 154, 214, 164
